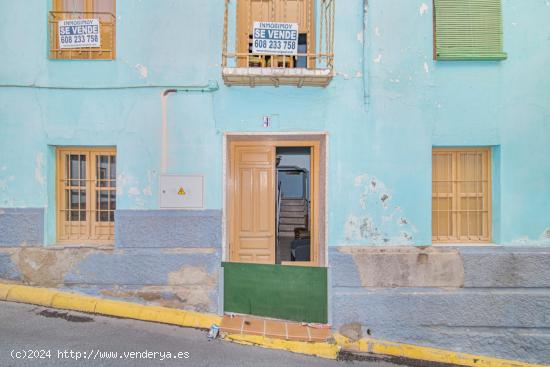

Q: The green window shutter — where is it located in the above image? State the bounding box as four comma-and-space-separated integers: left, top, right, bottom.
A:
434, 0, 507, 60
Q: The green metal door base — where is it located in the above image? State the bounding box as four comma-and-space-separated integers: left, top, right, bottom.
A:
222, 262, 327, 324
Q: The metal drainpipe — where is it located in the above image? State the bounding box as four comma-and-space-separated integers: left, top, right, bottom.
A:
160, 81, 219, 174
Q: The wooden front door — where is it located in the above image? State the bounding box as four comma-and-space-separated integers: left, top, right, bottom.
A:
229, 144, 276, 263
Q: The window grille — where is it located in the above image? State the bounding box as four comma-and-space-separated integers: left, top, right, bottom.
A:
49, 0, 116, 60
432, 148, 491, 243
56, 147, 116, 244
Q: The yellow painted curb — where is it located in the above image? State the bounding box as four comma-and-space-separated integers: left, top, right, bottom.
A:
139, 305, 185, 326
95, 299, 145, 319
0, 283, 14, 301
223, 333, 339, 360
7, 285, 55, 307
51, 292, 98, 314
0, 283, 221, 330
333, 334, 549, 367
182, 310, 220, 329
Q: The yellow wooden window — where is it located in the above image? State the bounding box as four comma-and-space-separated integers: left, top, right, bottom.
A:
432, 148, 491, 243
56, 147, 116, 244
49, 0, 116, 60
236, 0, 315, 68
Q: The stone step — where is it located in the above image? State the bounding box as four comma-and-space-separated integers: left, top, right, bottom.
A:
279, 211, 305, 218
280, 198, 306, 206
278, 231, 296, 238
280, 205, 306, 212
279, 224, 307, 232
280, 217, 306, 225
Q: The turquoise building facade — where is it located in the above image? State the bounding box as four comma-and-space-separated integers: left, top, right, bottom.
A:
1, 0, 549, 363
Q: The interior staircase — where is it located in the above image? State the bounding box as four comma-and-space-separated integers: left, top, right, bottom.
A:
278, 198, 308, 238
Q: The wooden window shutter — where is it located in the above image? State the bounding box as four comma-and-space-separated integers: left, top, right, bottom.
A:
434, 0, 507, 60
432, 148, 492, 243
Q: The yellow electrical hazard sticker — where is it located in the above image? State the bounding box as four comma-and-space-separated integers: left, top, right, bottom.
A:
177, 187, 186, 196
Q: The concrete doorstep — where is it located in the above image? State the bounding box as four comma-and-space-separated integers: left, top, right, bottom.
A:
0, 283, 547, 367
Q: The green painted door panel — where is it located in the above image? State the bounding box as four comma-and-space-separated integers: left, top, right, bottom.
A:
222, 262, 327, 324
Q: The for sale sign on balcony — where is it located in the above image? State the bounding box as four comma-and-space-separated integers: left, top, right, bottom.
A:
252, 22, 298, 56
58, 19, 101, 49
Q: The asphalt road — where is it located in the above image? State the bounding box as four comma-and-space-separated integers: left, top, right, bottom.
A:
0, 301, 403, 367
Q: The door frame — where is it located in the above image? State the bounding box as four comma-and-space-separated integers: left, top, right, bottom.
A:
223, 132, 328, 267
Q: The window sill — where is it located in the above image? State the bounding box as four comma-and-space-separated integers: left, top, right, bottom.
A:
48, 56, 116, 61
222, 67, 333, 87
49, 243, 115, 250
432, 242, 500, 247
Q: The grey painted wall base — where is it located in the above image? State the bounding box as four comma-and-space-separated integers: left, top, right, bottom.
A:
115, 210, 221, 248
330, 246, 550, 364
333, 287, 550, 363
0, 209, 222, 313
0, 208, 43, 246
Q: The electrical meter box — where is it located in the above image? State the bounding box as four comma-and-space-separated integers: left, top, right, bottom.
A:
159, 175, 204, 209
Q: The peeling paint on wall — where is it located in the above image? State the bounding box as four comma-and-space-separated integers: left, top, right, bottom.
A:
116, 171, 135, 196
168, 266, 216, 286
337, 246, 465, 287
118, 172, 149, 209
336, 71, 351, 80
142, 170, 156, 196
98, 265, 217, 312
10, 247, 98, 287
0, 178, 9, 191
134, 64, 149, 79
127, 186, 146, 209
344, 174, 417, 245
128, 187, 140, 196
34, 152, 45, 186
101, 284, 213, 312
419, 3, 429, 16
511, 228, 550, 246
